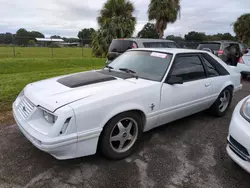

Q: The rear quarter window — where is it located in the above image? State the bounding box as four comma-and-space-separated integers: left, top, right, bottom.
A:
202, 53, 229, 75
143, 42, 179, 48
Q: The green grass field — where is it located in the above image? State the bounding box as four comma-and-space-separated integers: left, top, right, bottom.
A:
0, 47, 93, 58
0, 57, 105, 112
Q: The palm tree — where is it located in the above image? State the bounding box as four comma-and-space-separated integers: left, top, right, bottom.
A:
92, 0, 136, 57
148, 0, 181, 38
97, 0, 136, 39
233, 14, 250, 43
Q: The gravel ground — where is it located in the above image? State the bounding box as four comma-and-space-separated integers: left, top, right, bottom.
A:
0, 80, 250, 188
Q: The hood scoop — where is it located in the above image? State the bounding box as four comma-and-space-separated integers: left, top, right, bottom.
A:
57, 71, 117, 88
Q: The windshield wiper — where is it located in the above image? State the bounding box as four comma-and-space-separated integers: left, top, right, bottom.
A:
104, 65, 114, 72
119, 68, 138, 79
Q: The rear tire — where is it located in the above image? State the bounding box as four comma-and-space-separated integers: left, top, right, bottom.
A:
209, 87, 233, 117
99, 112, 143, 160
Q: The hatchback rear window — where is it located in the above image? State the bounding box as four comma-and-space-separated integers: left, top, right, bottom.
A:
143, 42, 178, 48
108, 40, 137, 53
197, 43, 221, 51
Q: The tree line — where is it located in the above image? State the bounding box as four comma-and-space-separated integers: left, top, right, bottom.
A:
0, 28, 96, 46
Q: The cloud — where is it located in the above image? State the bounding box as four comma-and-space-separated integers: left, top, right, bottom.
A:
0, 0, 249, 37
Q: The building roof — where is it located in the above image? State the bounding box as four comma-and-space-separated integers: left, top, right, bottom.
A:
36, 38, 64, 42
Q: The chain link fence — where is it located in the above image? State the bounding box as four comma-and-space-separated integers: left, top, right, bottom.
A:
0, 37, 93, 58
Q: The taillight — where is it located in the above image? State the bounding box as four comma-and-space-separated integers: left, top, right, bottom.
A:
238, 57, 245, 64
218, 50, 224, 55
132, 42, 137, 48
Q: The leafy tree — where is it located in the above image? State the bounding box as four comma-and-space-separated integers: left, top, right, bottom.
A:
148, 0, 181, 38
92, 30, 108, 57
92, 0, 136, 56
166, 35, 183, 41
0, 33, 4, 44
234, 13, 250, 43
66, 38, 80, 43
184, 31, 206, 42
15, 28, 30, 46
206, 33, 236, 41
137, 23, 159, 38
3, 33, 13, 44
50, 35, 61, 39
78, 28, 95, 39
29, 31, 45, 39
28, 40, 36, 46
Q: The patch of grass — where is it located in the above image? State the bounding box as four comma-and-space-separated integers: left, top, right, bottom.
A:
0, 57, 105, 112
0, 47, 93, 58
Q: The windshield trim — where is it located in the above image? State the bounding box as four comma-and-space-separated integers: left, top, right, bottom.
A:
108, 50, 173, 82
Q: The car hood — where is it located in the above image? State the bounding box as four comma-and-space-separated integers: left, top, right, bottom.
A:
24, 70, 156, 112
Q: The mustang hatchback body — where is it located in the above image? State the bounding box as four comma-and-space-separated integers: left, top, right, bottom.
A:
13, 48, 242, 160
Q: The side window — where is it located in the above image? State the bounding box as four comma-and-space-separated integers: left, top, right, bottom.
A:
143, 42, 164, 48
170, 55, 206, 82
166, 42, 179, 48
202, 57, 220, 77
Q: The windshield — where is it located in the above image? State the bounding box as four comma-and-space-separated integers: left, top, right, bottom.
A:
197, 43, 221, 51
108, 40, 136, 53
108, 51, 173, 81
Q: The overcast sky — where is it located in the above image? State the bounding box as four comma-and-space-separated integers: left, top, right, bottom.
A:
0, 0, 249, 38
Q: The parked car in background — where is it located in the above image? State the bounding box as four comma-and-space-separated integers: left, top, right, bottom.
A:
106, 38, 179, 64
235, 49, 250, 78
197, 41, 241, 66
227, 96, 250, 173
13, 48, 242, 160
239, 43, 249, 55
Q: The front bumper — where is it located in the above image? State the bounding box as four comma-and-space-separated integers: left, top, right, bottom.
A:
13, 103, 78, 159
227, 97, 250, 173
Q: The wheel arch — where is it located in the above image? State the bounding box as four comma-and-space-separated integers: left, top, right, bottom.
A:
97, 108, 147, 152
220, 81, 234, 94
101, 108, 147, 131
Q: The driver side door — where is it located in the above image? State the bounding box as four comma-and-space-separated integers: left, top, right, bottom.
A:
157, 54, 214, 126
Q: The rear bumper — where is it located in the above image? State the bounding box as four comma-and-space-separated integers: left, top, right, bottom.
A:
236, 63, 250, 75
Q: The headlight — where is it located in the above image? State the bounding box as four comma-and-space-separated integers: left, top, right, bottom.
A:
18, 89, 24, 98
240, 97, 250, 123
43, 111, 57, 124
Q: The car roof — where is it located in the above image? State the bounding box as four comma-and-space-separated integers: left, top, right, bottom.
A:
200, 40, 239, 44
129, 48, 206, 54
113, 38, 174, 42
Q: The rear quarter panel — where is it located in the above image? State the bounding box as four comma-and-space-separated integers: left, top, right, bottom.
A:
209, 53, 242, 94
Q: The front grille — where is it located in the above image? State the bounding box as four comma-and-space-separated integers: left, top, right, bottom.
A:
17, 97, 35, 120
229, 136, 249, 161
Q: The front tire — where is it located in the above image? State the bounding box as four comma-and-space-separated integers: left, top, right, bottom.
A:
99, 112, 143, 160
209, 87, 233, 117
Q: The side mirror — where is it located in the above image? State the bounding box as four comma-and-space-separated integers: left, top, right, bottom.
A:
166, 76, 183, 85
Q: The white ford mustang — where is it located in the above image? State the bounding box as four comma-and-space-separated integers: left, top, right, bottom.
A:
13, 48, 242, 160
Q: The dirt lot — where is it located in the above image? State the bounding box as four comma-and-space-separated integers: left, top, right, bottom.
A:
0, 80, 250, 188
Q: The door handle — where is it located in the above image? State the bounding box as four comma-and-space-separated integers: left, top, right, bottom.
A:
205, 83, 211, 87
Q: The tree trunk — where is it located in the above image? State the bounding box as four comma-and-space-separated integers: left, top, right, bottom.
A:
159, 30, 163, 39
